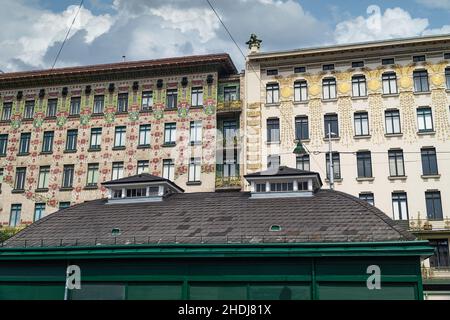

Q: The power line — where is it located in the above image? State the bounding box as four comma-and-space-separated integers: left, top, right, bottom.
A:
51, 0, 84, 69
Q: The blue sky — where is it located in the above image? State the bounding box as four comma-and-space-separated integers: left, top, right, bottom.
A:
1, 0, 450, 72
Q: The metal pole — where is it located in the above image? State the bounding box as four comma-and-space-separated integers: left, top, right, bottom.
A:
328, 123, 334, 190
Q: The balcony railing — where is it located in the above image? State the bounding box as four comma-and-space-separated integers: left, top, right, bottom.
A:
215, 175, 241, 189
408, 218, 450, 232
217, 100, 242, 113
422, 267, 450, 280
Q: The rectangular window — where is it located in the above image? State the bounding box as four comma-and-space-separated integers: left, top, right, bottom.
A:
426, 191, 443, 220
385, 110, 401, 134
42, 131, 54, 153
256, 183, 266, 192
189, 121, 202, 144
166, 89, 178, 109
138, 124, 151, 147
224, 86, 238, 102
24, 100, 35, 119
69, 97, 81, 116
0, 134, 8, 156
114, 126, 126, 148
191, 87, 203, 107
266, 83, 279, 104
126, 188, 147, 198
93, 95, 104, 114
382, 72, 398, 94
295, 116, 309, 140
359, 193, 374, 206
65, 129, 78, 151
392, 192, 409, 220
324, 114, 339, 137
445, 53, 450, 59
323, 64, 334, 71
111, 162, 124, 180
46, 99, 57, 117
223, 159, 237, 177
388, 149, 405, 177
352, 75, 367, 97
89, 128, 102, 150
322, 78, 336, 100
267, 155, 280, 170
296, 155, 310, 171
428, 239, 449, 268
14, 167, 26, 190
164, 123, 176, 145
417, 107, 433, 132
19, 133, 31, 154
188, 157, 201, 182
421, 147, 438, 176
413, 70, 429, 92
136, 160, 149, 174
62, 165, 74, 188
162, 159, 174, 181
9, 204, 21, 227
294, 80, 308, 102
294, 66, 306, 73
37, 166, 50, 189
141, 91, 153, 111
382, 58, 395, 65
413, 55, 426, 62
267, 118, 280, 143
352, 61, 364, 68
266, 69, 278, 76
34, 203, 45, 222
446, 68, 450, 89
86, 163, 99, 187
354, 112, 369, 136
59, 202, 71, 210
325, 152, 341, 180
117, 93, 128, 113
2, 102, 12, 121
356, 151, 372, 178
270, 182, 294, 192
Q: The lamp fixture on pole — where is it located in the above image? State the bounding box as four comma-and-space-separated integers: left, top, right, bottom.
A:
293, 139, 307, 156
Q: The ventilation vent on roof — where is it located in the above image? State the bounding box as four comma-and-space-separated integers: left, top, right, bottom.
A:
111, 228, 121, 236
269, 225, 281, 232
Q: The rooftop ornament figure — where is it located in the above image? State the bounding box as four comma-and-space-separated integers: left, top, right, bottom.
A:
246, 34, 262, 53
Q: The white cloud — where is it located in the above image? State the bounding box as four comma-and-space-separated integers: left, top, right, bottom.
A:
416, 0, 450, 10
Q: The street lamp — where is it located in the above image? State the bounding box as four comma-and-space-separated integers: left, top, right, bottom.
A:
327, 123, 336, 190
293, 139, 307, 156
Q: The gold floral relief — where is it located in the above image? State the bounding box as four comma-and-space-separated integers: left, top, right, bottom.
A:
368, 94, 385, 145
281, 86, 293, 99
432, 89, 450, 142
431, 74, 445, 87
338, 82, 350, 95
308, 99, 324, 148
399, 92, 418, 143
368, 79, 381, 92
337, 97, 353, 146
280, 101, 295, 150
309, 84, 321, 97
305, 74, 322, 98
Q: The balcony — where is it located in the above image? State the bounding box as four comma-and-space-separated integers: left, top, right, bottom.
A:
422, 267, 450, 282
217, 100, 242, 113
408, 218, 450, 233
215, 175, 241, 190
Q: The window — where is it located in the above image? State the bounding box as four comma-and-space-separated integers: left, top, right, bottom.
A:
93, 95, 104, 114
166, 89, 178, 109
324, 114, 339, 137
413, 70, 429, 92
266, 83, 279, 104
189, 121, 202, 144
69, 97, 81, 116
24, 100, 35, 119
126, 188, 147, 198
323, 64, 334, 71
42, 131, 54, 153
352, 75, 367, 97
164, 123, 176, 145
296, 155, 310, 171
426, 191, 443, 220
62, 165, 74, 188
267, 69, 278, 76
356, 151, 372, 178
382, 72, 398, 94
267, 155, 280, 170
270, 182, 294, 192
89, 128, 102, 150
294, 80, 308, 102
138, 124, 151, 147
19, 133, 31, 154
136, 160, 149, 174
223, 159, 237, 177
114, 126, 126, 148
34, 203, 45, 222
385, 110, 401, 134
14, 167, 26, 190
86, 163, 99, 187
224, 86, 238, 102
117, 93, 128, 113
421, 147, 438, 176
37, 166, 50, 189
162, 159, 174, 180
428, 239, 449, 268
141, 91, 153, 111
445, 53, 450, 59
354, 112, 369, 136
1, 102, 12, 121
392, 192, 409, 220
322, 78, 336, 100
413, 55, 426, 62
59, 202, 71, 210
65, 129, 78, 152
417, 107, 433, 132
46, 99, 57, 117
325, 152, 341, 180
382, 58, 395, 65
9, 204, 21, 227
359, 193, 374, 206
352, 61, 364, 68
256, 183, 266, 192
0, 134, 7, 156
111, 162, 124, 180
294, 66, 306, 73
188, 157, 201, 182
446, 68, 450, 89
267, 118, 280, 143
223, 120, 237, 148
295, 116, 309, 140
388, 149, 405, 177
191, 87, 203, 107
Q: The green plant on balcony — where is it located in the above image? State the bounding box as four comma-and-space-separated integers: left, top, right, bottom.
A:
0, 225, 25, 242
